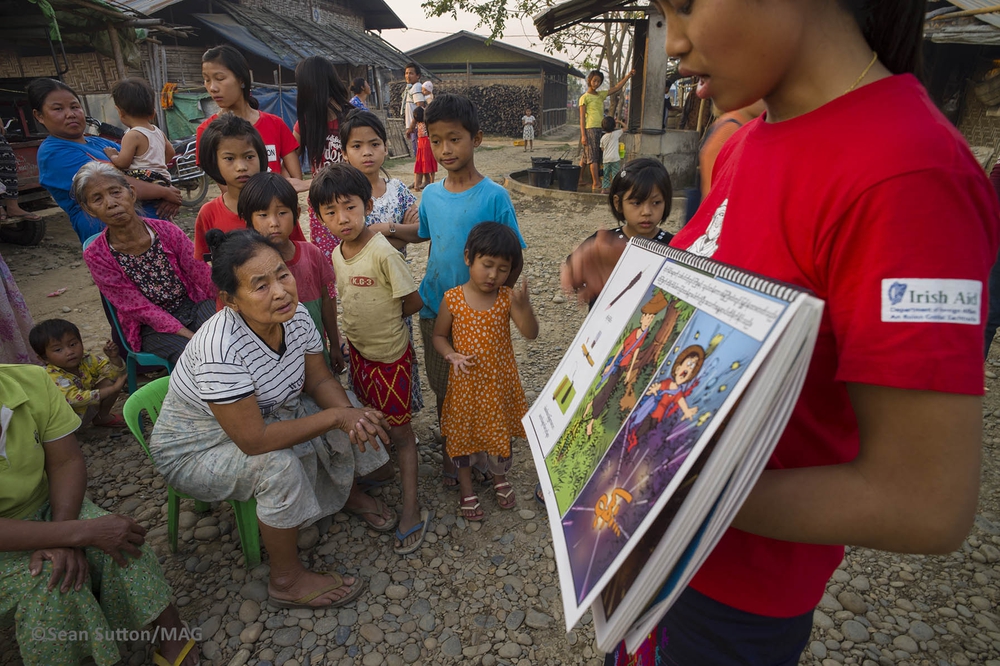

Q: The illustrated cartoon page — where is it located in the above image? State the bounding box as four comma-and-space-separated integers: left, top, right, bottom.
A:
525, 245, 791, 629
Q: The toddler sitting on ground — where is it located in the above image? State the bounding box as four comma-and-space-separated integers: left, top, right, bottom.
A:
30, 318, 126, 427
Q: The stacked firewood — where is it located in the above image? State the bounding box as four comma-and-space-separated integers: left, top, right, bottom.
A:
390, 82, 540, 138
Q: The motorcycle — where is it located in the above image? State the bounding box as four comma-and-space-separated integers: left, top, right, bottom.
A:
168, 135, 209, 207
86, 117, 208, 208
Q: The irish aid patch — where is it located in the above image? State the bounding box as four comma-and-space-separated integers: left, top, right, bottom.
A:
881, 278, 982, 324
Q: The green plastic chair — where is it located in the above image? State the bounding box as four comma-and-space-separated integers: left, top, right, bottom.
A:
123, 376, 262, 568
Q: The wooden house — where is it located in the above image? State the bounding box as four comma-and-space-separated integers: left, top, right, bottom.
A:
405, 31, 584, 135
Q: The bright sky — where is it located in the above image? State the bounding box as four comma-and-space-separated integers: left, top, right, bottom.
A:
379, 1, 562, 60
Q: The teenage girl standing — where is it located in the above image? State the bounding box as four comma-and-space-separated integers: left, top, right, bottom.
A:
294, 55, 352, 264
197, 46, 307, 194
561, 1, 1000, 664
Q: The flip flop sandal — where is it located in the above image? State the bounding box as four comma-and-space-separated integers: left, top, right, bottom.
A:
268, 571, 366, 609
442, 470, 459, 489
471, 466, 494, 486
493, 481, 517, 510
153, 621, 199, 666
534, 483, 546, 507
394, 508, 434, 555
344, 497, 398, 532
91, 413, 126, 428
459, 494, 484, 521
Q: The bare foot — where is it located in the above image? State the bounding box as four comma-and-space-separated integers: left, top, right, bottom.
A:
269, 569, 359, 607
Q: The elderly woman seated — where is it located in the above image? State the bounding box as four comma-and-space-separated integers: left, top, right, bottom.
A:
150, 229, 396, 608
0, 363, 198, 666
78, 162, 216, 364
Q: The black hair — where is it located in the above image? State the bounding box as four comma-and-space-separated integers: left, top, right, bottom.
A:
339, 108, 388, 146
425, 93, 480, 137
111, 77, 156, 118
413, 106, 425, 123
296, 56, 351, 170
26, 78, 80, 112
202, 45, 259, 110
198, 114, 267, 186
350, 77, 367, 95
601, 116, 616, 133
587, 70, 605, 85
29, 318, 81, 358
404, 62, 421, 76
205, 228, 282, 294
238, 172, 301, 228
837, 0, 925, 76
464, 222, 523, 277
608, 157, 673, 223
308, 162, 372, 213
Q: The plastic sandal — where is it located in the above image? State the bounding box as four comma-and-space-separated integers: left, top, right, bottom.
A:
493, 481, 516, 510
394, 509, 433, 555
268, 571, 366, 609
459, 495, 484, 521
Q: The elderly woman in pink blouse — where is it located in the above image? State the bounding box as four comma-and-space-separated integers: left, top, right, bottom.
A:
78, 163, 216, 363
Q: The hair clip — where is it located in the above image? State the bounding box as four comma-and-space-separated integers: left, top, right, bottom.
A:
619, 169, 627, 177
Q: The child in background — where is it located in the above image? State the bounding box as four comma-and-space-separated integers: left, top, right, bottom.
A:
432, 222, 538, 519
414, 93, 527, 489
341, 109, 424, 414
522, 108, 536, 152
104, 77, 174, 186
572, 158, 673, 307
194, 115, 304, 261
238, 172, 344, 372
29, 319, 126, 427
410, 107, 436, 191
421, 81, 435, 106
580, 69, 634, 192
312, 162, 431, 554
600, 116, 624, 194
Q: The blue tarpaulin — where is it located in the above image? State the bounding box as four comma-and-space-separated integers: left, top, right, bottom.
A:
253, 85, 297, 134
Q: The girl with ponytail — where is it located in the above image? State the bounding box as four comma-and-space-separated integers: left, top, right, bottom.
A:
293, 55, 353, 263
196, 45, 308, 192
573, 1, 1000, 664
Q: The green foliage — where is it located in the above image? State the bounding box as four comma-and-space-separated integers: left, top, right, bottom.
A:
420, 0, 538, 41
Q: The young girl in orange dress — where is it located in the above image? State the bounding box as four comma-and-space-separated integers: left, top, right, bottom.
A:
411, 106, 437, 191
432, 222, 539, 520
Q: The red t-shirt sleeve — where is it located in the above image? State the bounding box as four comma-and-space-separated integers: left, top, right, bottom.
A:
193, 199, 214, 261
823, 167, 998, 395
194, 115, 216, 167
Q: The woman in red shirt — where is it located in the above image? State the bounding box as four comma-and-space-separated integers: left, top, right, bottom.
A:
562, 1, 999, 664
196, 45, 308, 194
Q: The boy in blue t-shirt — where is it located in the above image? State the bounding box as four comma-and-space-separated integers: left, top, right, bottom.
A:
410, 93, 526, 487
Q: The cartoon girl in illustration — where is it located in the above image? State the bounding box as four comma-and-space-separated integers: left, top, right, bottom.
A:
626, 345, 705, 453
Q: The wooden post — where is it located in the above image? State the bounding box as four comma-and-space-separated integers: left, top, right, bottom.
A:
640, 3, 668, 135
107, 23, 127, 79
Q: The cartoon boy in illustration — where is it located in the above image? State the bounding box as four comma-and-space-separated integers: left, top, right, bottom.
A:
583, 291, 670, 436
626, 344, 705, 453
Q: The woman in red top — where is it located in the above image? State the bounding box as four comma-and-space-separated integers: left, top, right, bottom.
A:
196, 45, 308, 193
560, 1, 999, 664
293, 55, 352, 264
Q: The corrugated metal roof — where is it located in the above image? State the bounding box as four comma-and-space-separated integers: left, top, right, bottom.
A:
941, 0, 1000, 30
118, 0, 404, 30
406, 30, 586, 77
195, 0, 411, 71
533, 0, 643, 37
116, 0, 183, 16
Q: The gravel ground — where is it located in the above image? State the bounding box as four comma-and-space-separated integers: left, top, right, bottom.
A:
2, 128, 1000, 666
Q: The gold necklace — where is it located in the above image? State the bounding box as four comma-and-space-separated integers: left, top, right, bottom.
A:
846, 51, 878, 94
